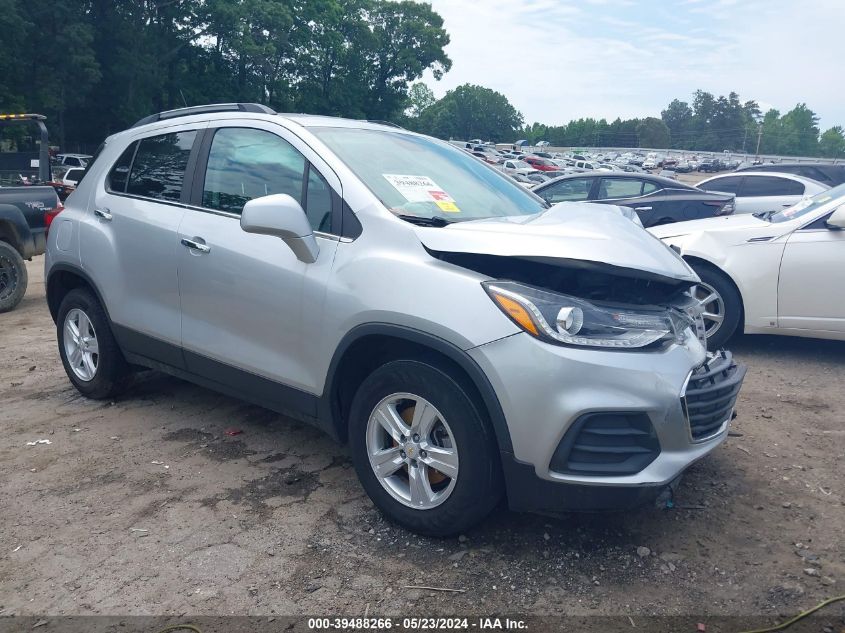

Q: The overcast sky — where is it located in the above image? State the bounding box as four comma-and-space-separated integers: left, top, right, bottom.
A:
421, 0, 845, 130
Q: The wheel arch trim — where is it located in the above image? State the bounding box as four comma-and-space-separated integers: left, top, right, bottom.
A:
321, 323, 514, 454
46, 263, 111, 325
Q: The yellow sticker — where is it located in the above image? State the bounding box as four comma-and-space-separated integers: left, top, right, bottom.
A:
435, 201, 460, 213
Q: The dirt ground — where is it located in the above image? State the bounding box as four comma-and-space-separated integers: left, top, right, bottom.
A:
1, 257, 844, 622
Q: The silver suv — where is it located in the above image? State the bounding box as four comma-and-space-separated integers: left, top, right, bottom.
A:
45, 103, 746, 536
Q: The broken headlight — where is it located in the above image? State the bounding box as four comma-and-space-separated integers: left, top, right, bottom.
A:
483, 281, 695, 349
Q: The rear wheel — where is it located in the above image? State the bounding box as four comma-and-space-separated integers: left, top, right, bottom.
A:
0, 241, 27, 313
349, 359, 501, 536
689, 264, 742, 350
57, 288, 131, 399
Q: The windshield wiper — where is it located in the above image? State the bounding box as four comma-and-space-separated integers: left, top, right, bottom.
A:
752, 210, 775, 221
396, 214, 454, 227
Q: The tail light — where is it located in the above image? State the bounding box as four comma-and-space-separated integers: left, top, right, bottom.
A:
705, 199, 734, 216
44, 201, 65, 234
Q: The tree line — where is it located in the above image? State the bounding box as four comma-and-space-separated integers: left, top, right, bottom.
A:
406, 85, 845, 159
0, 0, 450, 150
1, 0, 842, 159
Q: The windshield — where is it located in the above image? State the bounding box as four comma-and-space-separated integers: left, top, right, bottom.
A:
311, 127, 547, 221
769, 182, 845, 223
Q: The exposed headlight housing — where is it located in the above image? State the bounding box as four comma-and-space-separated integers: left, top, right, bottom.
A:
484, 281, 701, 350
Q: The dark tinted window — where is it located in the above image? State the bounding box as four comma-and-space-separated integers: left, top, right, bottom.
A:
126, 131, 196, 202
740, 176, 803, 197
65, 168, 85, 184
597, 178, 643, 199
537, 178, 593, 203
305, 167, 333, 232
699, 176, 743, 194
202, 128, 306, 216
107, 143, 137, 193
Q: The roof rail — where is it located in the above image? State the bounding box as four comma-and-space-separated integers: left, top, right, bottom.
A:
364, 120, 405, 130
131, 103, 276, 128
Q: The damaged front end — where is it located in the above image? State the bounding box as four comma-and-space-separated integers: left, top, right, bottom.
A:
432, 250, 707, 351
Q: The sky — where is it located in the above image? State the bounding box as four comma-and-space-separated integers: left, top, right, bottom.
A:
420, 0, 845, 130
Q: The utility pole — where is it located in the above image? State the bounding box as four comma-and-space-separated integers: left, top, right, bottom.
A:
755, 124, 763, 161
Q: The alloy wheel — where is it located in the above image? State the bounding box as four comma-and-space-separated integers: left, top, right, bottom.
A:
692, 282, 725, 340
366, 393, 459, 509
63, 308, 100, 381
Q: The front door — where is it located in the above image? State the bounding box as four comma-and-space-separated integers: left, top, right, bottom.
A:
176, 123, 341, 413
778, 217, 845, 333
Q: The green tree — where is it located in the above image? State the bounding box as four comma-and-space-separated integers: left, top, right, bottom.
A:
636, 117, 671, 148
661, 99, 693, 149
405, 82, 436, 118
818, 126, 845, 159
416, 84, 523, 142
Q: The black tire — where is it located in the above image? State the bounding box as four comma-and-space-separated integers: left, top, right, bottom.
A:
349, 359, 502, 537
57, 288, 131, 399
0, 240, 27, 313
690, 263, 742, 350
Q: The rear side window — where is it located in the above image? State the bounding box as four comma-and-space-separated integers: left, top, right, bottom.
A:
597, 178, 643, 199
699, 176, 743, 194
201, 128, 305, 216
740, 176, 803, 197
107, 143, 137, 193
65, 168, 85, 184
126, 131, 197, 202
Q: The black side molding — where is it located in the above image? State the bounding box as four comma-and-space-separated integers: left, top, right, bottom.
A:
321, 323, 514, 454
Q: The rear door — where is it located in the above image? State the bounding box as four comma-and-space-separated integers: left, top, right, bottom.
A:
736, 176, 805, 214
176, 121, 340, 405
82, 126, 202, 365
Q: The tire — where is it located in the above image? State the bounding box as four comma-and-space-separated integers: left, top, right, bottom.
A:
689, 263, 742, 350
0, 241, 27, 313
57, 288, 131, 399
349, 359, 502, 537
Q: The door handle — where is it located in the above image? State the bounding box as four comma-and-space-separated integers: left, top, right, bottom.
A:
633, 206, 652, 211
94, 208, 113, 221
181, 237, 210, 253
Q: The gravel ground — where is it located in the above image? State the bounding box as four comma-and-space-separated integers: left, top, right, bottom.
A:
1, 257, 844, 622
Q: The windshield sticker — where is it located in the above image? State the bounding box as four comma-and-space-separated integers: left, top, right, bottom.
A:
383, 174, 461, 212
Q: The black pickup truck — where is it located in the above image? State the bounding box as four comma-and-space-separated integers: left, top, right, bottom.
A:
1, 114, 62, 312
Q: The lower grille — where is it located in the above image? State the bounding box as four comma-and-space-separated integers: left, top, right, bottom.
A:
682, 351, 746, 441
549, 412, 660, 476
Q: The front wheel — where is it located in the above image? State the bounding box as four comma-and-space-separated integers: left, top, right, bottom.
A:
349, 360, 502, 536
0, 241, 27, 313
689, 264, 742, 350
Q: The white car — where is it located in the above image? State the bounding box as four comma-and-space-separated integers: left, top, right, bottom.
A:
62, 167, 86, 186
501, 159, 539, 176
55, 153, 93, 168
642, 159, 658, 170
650, 185, 845, 348
697, 172, 828, 215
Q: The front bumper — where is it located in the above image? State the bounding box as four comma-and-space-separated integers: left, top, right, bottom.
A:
468, 331, 745, 514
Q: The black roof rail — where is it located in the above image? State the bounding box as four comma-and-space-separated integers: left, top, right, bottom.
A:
131, 103, 276, 128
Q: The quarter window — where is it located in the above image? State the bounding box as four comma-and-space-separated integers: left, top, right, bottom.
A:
107, 143, 137, 193
201, 128, 306, 216
126, 131, 197, 202
305, 167, 333, 232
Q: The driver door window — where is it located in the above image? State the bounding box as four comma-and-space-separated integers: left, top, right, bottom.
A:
539, 178, 593, 203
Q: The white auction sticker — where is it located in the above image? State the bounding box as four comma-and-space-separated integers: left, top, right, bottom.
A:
383, 174, 460, 212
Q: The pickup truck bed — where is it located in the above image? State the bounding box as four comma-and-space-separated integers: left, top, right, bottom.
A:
0, 185, 60, 311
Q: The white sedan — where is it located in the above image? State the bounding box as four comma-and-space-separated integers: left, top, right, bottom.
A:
697, 171, 827, 215
650, 185, 845, 349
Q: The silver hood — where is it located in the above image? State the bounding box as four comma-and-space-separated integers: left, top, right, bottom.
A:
414, 202, 697, 282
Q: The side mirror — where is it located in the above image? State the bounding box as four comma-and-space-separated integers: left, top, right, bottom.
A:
826, 205, 845, 230
240, 194, 319, 263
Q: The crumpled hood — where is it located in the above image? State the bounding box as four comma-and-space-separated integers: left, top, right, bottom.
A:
414, 202, 697, 282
